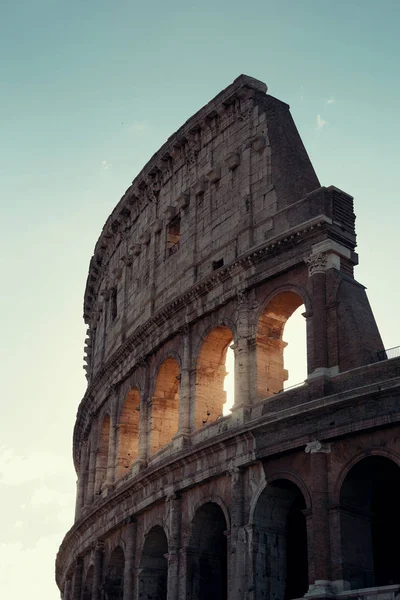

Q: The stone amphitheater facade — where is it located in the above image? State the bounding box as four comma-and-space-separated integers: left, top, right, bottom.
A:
56, 75, 400, 600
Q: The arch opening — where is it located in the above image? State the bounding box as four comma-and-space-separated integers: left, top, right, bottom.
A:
339, 456, 400, 589
95, 414, 110, 495
116, 388, 140, 478
150, 358, 180, 455
139, 525, 168, 600
257, 291, 306, 397
104, 546, 125, 600
82, 565, 94, 600
195, 326, 234, 429
187, 502, 228, 600
253, 479, 308, 600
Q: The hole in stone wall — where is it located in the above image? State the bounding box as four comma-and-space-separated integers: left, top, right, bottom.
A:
150, 358, 180, 454
116, 388, 140, 478
139, 526, 168, 600
167, 217, 180, 256
104, 546, 125, 600
257, 291, 306, 398
95, 414, 110, 494
195, 326, 233, 429
223, 344, 235, 416
212, 258, 224, 271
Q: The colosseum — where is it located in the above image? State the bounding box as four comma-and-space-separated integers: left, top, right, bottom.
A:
56, 75, 400, 600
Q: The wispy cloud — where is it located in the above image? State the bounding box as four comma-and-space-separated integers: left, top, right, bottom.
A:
326, 97, 335, 104
316, 114, 328, 131
101, 159, 111, 170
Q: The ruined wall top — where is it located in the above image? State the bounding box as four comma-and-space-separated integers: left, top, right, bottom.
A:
82, 75, 344, 381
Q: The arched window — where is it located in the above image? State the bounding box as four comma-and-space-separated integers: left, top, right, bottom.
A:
195, 326, 234, 429
257, 291, 306, 397
116, 388, 140, 478
187, 502, 228, 600
139, 526, 168, 600
104, 546, 125, 600
253, 480, 308, 600
339, 456, 400, 589
150, 358, 180, 455
94, 414, 110, 495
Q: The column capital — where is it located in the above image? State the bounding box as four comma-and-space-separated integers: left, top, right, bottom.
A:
305, 440, 331, 454
304, 252, 328, 276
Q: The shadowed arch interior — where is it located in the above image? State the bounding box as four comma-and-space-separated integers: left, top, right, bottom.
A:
139, 525, 168, 600
116, 388, 140, 478
187, 502, 228, 600
104, 546, 125, 600
253, 479, 308, 600
195, 326, 234, 429
94, 414, 110, 495
257, 291, 305, 397
339, 455, 400, 589
150, 357, 180, 454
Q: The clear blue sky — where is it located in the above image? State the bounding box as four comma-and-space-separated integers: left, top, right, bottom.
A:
1, 1, 399, 597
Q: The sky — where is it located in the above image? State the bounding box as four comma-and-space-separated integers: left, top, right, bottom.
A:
1, 0, 399, 597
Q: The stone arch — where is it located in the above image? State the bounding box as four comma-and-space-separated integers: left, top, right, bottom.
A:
256, 288, 308, 398
138, 525, 168, 600
195, 325, 235, 429
252, 478, 309, 600
333, 448, 400, 504
104, 545, 125, 600
338, 454, 400, 589
186, 494, 231, 541
82, 564, 94, 600
249, 470, 311, 524
150, 357, 180, 455
186, 501, 228, 600
116, 388, 140, 478
94, 413, 111, 494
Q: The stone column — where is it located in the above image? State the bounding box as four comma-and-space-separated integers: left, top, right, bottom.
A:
305, 252, 333, 378
75, 441, 88, 519
305, 440, 333, 596
123, 518, 137, 600
92, 540, 104, 600
178, 327, 191, 437
167, 493, 182, 600
72, 556, 83, 600
234, 290, 251, 409
86, 440, 97, 506
105, 389, 118, 488
229, 467, 246, 600
136, 359, 149, 467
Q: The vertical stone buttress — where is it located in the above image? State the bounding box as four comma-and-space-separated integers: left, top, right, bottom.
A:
229, 467, 246, 600
92, 540, 104, 600
72, 556, 83, 600
74, 441, 86, 520
305, 441, 332, 596
167, 493, 182, 600
136, 359, 149, 467
123, 519, 137, 600
178, 327, 191, 437
234, 291, 251, 414
105, 388, 118, 488
306, 253, 329, 375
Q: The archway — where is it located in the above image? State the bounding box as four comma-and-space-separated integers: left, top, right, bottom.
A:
116, 388, 140, 478
187, 502, 228, 600
82, 565, 94, 600
94, 414, 110, 494
138, 525, 168, 600
195, 326, 234, 429
104, 546, 125, 600
150, 358, 180, 454
257, 291, 306, 397
339, 455, 400, 589
252, 480, 308, 600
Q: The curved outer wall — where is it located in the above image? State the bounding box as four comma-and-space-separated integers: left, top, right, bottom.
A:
57, 75, 400, 600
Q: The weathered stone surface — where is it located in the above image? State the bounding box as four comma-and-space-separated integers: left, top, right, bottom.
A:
57, 75, 400, 600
